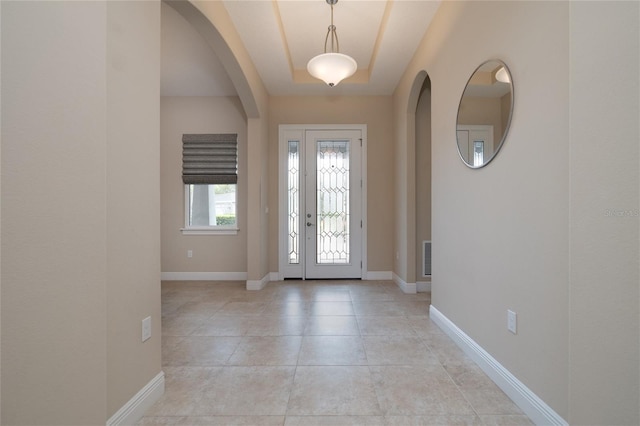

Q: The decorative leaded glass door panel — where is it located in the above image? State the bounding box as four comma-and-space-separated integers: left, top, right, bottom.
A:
278, 127, 363, 279
304, 130, 362, 279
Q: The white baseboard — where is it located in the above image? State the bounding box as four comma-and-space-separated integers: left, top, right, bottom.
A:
364, 271, 393, 280
246, 273, 271, 290
106, 371, 164, 426
392, 273, 416, 294
416, 280, 431, 292
429, 306, 567, 426
161, 272, 247, 281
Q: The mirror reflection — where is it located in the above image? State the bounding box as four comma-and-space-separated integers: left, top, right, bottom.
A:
456, 60, 513, 168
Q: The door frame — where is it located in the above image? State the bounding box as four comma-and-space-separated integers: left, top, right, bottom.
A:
456, 124, 494, 166
278, 124, 368, 280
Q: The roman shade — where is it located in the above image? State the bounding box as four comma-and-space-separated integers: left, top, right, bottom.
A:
182, 133, 238, 185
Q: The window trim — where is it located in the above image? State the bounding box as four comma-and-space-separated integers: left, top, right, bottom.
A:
181, 184, 239, 235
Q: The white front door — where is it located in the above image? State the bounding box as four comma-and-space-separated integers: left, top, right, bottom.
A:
279, 126, 364, 279
456, 125, 494, 167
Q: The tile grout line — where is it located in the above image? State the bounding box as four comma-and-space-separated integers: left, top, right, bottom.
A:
148, 282, 527, 424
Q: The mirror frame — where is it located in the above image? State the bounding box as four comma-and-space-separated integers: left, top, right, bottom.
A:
456, 59, 514, 169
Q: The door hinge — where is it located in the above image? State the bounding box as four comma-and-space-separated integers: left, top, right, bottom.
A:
359, 138, 362, 146
360, 220, 363, 228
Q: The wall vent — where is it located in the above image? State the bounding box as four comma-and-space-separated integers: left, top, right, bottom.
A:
423, 240, 432, 277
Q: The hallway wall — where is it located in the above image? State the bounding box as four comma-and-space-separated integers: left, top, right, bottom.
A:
1, 1, 162, 423
394, 1, 639, 423
2, 3, 109, 422
568, 2, 639, 423
106, 1, 162, 417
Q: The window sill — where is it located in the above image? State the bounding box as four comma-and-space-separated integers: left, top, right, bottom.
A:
180, 227, 239, 236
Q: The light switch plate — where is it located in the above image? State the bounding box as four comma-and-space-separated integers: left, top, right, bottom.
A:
507, 310, 517, 334
142, 316, 151, 342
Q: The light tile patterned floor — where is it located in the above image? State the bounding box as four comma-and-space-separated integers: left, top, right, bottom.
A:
140, 280, 533, 425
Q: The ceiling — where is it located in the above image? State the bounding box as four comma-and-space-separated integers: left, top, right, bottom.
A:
161, 0, 441, 97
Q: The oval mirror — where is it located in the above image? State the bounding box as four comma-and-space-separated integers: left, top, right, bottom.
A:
456, 60, 513, 168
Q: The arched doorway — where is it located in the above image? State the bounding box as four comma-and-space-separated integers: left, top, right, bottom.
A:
408, 71, 432, 291
162, 1, 270, 289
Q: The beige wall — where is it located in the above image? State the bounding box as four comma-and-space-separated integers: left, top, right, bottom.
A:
252, 114, 271, 279
395, 0, 639, 423
161, 96, 248, 274
267, 96, 395, 275
1, 1, 162, 423
568, 2, 639, 424
106, 1, 162, 417
397, 0, 572, 417
1, 2, 109, 423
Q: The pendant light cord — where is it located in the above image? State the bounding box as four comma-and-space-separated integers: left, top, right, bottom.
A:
323, 2, 340, 54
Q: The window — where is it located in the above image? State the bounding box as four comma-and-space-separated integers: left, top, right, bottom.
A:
187, 183, 236, 226
473, 140, 484, 167
181, 133, 238, 235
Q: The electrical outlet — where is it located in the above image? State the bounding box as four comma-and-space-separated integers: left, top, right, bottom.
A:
187, 250, 193, 258
142, 316, 151, 342
507, 310, 517, 334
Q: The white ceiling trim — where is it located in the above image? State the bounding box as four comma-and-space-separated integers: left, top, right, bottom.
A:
162, 0, 442, 97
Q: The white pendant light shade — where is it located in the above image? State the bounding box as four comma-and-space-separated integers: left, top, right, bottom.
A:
307, 52, 357, 87
307, 0, 357, 87
495, 66, 510, 83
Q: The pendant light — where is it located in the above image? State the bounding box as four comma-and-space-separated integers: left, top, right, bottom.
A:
307, 0, 357, 87
495, 66, 510, 83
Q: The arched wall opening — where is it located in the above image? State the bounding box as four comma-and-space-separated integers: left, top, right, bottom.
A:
160, 1, 271, 287
405, 70, 432, 288
1, 1, 270, 423
164, 0, 260, 119
414, 75, 432, 286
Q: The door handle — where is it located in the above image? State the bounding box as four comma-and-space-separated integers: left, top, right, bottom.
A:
307, 222, 314, 227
